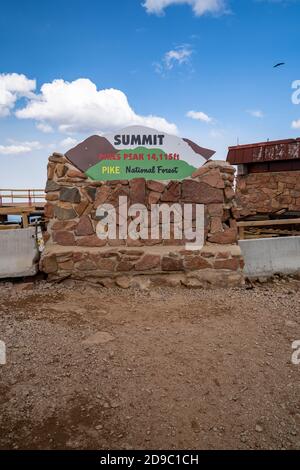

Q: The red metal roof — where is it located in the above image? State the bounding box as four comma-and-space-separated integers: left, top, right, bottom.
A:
227, 138, 300, 165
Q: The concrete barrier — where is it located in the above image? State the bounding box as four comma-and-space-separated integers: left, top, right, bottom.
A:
239, 236, 300, 278
0, 227, 39, 278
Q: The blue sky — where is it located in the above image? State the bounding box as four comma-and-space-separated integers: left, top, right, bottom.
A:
0, 0, 300, 187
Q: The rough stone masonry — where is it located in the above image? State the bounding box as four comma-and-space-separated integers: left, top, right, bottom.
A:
40, 152, 245, 288
235, 171, 300, 218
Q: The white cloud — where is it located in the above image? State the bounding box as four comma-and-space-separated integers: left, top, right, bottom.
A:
186, 110, 213, 123
15, 78, 178, 135
247, 109, 264, 118
0, 73, 36, 117
292, 119, 300, 129
0, 140, 41, 155
155, 45, 193, 75
36, 122, 54, 133
143, 0, 227, 16
59, 137, 78, 149
165, 47, 193, 69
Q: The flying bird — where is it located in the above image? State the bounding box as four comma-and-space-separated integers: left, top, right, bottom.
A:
273, 62, 285, 68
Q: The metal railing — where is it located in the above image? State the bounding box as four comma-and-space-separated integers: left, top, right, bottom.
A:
0, 189, 45, 207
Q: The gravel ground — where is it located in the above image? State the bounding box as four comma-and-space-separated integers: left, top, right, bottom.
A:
0, 277, 300, 450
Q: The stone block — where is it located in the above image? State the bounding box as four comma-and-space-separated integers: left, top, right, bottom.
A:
52, 220, 77, 231
148, 191, 161, 205
210, 217, 223, 234
135, 254, 161, 271
197, 168, 225, 189
46, 192, 59, 202
45, 180, 60, 193
76, 259, 97, 271
53, 231, 76, 246
116, 276, 132, 289
76, 236, 107, 247
214, 258, 240, 271
207, 204, 223, 217
97, 258, 117, 271
162, 256, 184, 271
75, 199, 90, 217
56, 164, 67, 178
59, 260, 74, 271
161, 182, 181, 202
60, 187, 81, 204
182, 180, 224, 204
94, 185, 112, 207
47, 163, 56, 180
183, 256, 211, 270
75, 215, 95, 236
147, 180, 165, 193
130, 178, 146, 204
42, 255, 57, 274
116, 260, 134, 272
54, 206, 77, 221
85, 186, 97, 202
66, 169, 87, 179
224, 187, 235, 200
44, 203, 54, 219
209, 228, 237, 244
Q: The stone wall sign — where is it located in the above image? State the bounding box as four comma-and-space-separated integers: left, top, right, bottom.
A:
65, 125, 215, 181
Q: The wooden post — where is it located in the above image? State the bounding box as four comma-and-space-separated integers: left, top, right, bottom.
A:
239, 226, 245, 240
22, 213, 29, 228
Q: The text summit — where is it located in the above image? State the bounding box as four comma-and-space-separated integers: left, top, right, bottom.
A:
114, 134, 165, 147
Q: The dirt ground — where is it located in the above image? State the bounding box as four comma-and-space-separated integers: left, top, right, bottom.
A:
0, 277, 300, 450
